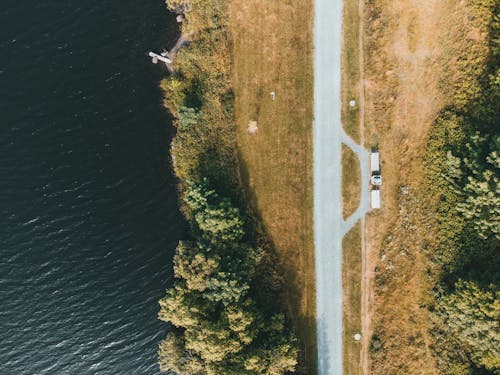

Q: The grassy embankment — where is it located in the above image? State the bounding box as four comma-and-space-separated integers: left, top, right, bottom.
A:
341, 0, 363, 373
229, 1, 316, 374
362, 0, 499, 373
156, 0, 304, 373
342, 223, 362, 375
342, 146, 361, 220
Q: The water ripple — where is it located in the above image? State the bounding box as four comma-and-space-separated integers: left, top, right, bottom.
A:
0, 1, 184, 374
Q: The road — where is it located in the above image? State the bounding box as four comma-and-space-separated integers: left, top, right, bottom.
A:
313, 0, 370, 373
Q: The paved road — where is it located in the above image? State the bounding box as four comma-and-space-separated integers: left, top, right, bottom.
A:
313, 0, 370, 373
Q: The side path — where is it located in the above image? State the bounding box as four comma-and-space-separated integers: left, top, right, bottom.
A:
341, 129, 370, 236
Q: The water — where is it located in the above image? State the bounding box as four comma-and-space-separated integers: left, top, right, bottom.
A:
0, 1, 184, 374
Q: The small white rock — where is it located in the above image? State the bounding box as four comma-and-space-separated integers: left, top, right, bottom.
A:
349, 99, 356, 108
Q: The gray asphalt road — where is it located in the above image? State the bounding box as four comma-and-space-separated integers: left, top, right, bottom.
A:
313, 0, 370, 373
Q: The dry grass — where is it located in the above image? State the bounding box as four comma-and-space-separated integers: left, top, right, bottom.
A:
229, 2, 315, 373
365, 189, 437, 374
343, 222, 363, 375
342, 0, 362, 143
342, 145, 361, 220
361, 0, 487, 373
341, 0, 365, 372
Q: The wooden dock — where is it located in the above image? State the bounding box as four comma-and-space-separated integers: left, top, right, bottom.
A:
148, 33, 190, 74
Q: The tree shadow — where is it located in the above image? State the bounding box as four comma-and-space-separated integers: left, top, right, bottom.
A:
236, 148, 318, 375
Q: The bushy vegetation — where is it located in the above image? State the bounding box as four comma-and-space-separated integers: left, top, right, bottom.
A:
161, 0, 236, 191
435, 280, 499, 373
157, 1, 298, 373
425, 1, 500, 373
158, 181, 297, 374
446, 134, 499, 241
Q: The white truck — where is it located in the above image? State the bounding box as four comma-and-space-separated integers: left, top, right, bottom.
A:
370, 150, 382, 186
371, 189, 381, 209
370, 149, 382, 209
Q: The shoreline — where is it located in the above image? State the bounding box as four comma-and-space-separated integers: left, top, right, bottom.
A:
164, 33, 190, 74
156, 1, 301, 373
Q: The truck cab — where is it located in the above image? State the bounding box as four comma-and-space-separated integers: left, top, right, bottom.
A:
371, 174, 382, 186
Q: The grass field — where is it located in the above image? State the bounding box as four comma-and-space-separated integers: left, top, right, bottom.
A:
341, 0, 365, 371
229, 2, 316, 373
342, 145, 361, 220
341, 0, 362, 143
361, 0, 491, 373
343, 223, 363, 375
362, 0, 446, 369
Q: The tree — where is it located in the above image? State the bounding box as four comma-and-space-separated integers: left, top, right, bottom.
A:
446, 133, 500, 240
184, 180, 245, 243
158, 284, 204, 328
158, 182, 297, 374
439, 280, 500, 373
184, 320, 244, 362
174, 241, 220, 292
158, 332, 205, 375
225, 304, 257, 345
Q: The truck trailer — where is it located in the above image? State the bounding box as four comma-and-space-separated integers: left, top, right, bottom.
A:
370, 150, 380, 173
371, 189, 381, 209
370, 150, 382, 186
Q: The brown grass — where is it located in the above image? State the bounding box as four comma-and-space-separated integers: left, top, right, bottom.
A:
342, 145, 361, 220
341, 0, 362, 143
229, 1, 316, 373
343, 222, 363, 375
361, 0, 488, 373
341, 0, 366, 372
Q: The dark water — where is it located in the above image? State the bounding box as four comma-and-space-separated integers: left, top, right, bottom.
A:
0, 1, 184, 374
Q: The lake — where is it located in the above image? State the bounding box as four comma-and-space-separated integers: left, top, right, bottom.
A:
0, 1, 184, 373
